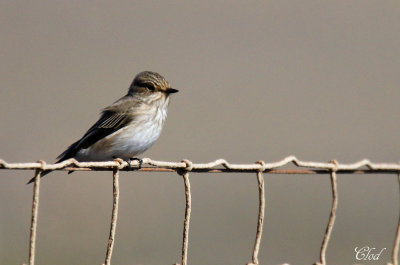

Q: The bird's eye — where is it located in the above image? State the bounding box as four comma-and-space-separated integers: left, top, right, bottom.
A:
142, 83, 155, 91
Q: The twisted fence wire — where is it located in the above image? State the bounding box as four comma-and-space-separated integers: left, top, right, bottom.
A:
389, 173, 400, 265
247, 163, 266, 265
29, 168, 42, 265
315, 161, 338, 265
103, 168, 120, 265
177, 168, 192, 265
1, 156, 399, 265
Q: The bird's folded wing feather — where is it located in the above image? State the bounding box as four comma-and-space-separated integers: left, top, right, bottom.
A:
56, 97, 137, 162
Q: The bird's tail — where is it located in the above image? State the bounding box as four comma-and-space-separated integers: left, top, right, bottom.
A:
26, 146, 77, 184
26, 167, 75, 184
26, 169, 51, 184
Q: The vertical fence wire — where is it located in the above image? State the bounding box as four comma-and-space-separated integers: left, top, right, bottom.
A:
104, 169, 120, 265
29, 169, 42, 265
390, 173, 400, 265
316, 167, 338, 265
178, 170, 192, 265
247, 168, 265, 265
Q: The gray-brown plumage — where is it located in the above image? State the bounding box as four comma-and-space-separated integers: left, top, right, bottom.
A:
27, 71, 178, 184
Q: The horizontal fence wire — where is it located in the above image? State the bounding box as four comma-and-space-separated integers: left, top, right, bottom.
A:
0, 156, 399, 265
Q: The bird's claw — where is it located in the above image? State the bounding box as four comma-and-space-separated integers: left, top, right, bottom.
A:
129, 157, 143, 169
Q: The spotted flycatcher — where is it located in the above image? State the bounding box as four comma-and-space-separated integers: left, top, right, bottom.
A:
28, 71, 177, 183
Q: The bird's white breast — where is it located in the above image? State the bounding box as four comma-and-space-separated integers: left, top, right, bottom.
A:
77, 97, 169, 161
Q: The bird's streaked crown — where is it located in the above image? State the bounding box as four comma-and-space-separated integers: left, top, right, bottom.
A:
129, 71, 178, 95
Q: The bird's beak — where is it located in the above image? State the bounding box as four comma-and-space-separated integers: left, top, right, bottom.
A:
166, 88, 179, 94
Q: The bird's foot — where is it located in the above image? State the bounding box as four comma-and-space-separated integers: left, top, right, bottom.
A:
129, 157, 143, 169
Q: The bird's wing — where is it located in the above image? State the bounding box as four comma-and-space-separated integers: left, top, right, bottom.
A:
56, 96, 138, 162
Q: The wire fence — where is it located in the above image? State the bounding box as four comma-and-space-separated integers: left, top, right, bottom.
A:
1, 156, 399, 265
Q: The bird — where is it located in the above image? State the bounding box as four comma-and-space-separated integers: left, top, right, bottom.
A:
28, 71, 178, 184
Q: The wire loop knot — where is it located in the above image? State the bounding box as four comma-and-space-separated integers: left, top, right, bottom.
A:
36, 160, 46, 171
112, 158, 125, 170
181, 159, 193, 171
329, 160, 339, 172
177, 159, 193, 175
255, 160, 266, 172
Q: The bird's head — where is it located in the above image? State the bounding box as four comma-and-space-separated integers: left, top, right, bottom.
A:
129, 71, 178, 97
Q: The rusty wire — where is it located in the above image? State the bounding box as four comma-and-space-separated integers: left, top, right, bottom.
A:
388, 173, 400, 265
247, 166, 266, 265
28, 169, 42, 265
103, 168, 120, 265
1, 156, 400, 173
315, 162, 338, 265
178, 170, 191, 265
1, 156, 399, 265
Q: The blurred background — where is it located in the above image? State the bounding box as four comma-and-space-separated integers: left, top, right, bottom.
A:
0, 1, 399, 265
